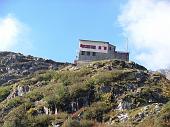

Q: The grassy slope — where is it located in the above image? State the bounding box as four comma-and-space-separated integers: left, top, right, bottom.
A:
0, 60, 169, 127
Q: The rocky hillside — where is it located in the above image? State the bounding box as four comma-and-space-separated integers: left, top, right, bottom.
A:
158, 69, 170, 80
0, 54, 169, 127
0, 52, 67, 86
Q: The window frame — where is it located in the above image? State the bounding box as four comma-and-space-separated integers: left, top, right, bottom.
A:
104, 47, 107, 50
87, 51, 90, 56
92, 52, 96, 56
81, 51, 85, 55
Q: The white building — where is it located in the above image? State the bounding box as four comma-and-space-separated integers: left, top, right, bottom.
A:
76, 39, 129, 62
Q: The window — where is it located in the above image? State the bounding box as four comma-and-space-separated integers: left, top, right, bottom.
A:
80, 44, 96, 49
80, 44, 90, 48
98, 46, 101, 49
104, 47, 107, 50
109, 47, 112, 50
87, 52, 90, 56
91, 45, 96, 49
81, 51, 85, 55
84, 45, 90, 48
92, 52, 96, 56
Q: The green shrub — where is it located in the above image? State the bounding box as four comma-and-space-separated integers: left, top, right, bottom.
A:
6, 97, 23, 110
0, 86, 11, 102
156, 101, 170, 127
93, 71, 123, 85
79, 120, 93, 127
162, 101, 170, 113
25, 90, 43, 102
3, 104, 27, 127
83, 102, 111, 122
62, 118, 80, 127
27, 115, 54, 127
157, 113, 170, 127
55, 68, 91, 86
68, 83, 89, 99
44, 83, 69, 111
55, 112, 69, 120
27, 108, 38, 116
34, 70, 55, 83
100, 93, 112, 105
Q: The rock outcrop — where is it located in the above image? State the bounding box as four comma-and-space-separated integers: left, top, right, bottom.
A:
0, 52, 68, 86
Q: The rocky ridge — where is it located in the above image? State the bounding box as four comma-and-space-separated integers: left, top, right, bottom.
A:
0, 51, 68, 86
158, 69, 170, 80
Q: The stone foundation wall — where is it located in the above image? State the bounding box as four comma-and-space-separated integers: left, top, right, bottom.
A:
78, 51, 129, 62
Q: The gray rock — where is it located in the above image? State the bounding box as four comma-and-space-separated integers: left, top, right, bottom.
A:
117, 99, 133, 111
0, 52, 69, 86
117, 113, 128, 122
133, 112, 145, 122
7, 85, 30, 99
100, 85, 112, 93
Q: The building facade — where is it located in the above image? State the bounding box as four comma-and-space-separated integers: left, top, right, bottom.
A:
77, 39, 129, 62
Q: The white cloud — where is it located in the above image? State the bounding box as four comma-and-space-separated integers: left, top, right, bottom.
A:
0, 14, 32, 52
118, 0, 170, 70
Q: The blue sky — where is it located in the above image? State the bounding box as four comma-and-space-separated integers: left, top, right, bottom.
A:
1, 0, 170, 70
0, 0, 128, 62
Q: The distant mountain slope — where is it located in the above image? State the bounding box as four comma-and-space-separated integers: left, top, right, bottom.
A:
158, 69, 170, 80
0, 54, 169, 127
0, 52, 68, 86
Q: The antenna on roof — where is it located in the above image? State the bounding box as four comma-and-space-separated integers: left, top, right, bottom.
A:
126, 38, 129, 52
